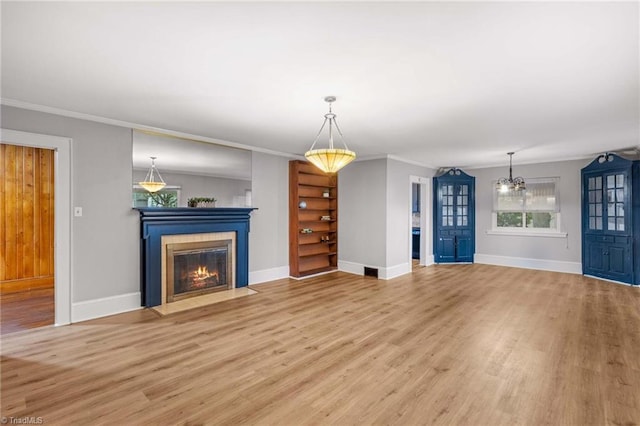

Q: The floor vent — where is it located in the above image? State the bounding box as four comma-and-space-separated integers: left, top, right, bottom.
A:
364, 267, 379, 279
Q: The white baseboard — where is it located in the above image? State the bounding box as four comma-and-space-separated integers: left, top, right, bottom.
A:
381, 262, 411, 280
71, 292, 141, 323
338, 260, 412, 280
475, 253, 582, 275
421, 255, 435, 267
249, 266, 289, 285
338, 260, 364, 276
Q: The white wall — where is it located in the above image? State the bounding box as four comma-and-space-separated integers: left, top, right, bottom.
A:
338, 157, 433, 278
133, 169, 250, 207
385, 159, 433, 277
1, 105, 140, 309
248, 151, 290, 283
471, 158, 584, 273
338, 159, 387, 271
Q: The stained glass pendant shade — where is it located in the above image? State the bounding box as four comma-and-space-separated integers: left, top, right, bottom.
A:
304, 96, 356, 174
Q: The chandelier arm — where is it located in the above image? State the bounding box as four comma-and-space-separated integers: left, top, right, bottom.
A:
308, 117, 329, 151
331, 118, 351, 151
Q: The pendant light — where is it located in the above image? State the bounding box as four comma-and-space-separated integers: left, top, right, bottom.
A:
496, 152, 526, 193
139, 156, 166, 192
304, 96, 356, 174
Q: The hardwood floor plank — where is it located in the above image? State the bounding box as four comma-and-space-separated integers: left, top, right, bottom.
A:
1, 265, 640, 425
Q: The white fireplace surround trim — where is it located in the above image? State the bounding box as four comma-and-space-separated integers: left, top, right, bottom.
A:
161, 232, 237, 307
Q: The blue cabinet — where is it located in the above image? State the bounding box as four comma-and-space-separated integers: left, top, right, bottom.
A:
581, 154, 639, 285
433, 168, 475, 263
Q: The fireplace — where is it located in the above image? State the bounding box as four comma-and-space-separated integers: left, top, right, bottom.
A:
137, 208, 255, 307
162, 231, 236, 304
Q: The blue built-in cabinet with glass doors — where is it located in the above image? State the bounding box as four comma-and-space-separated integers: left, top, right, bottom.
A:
581, 153, 639, 285
433, 168, 475, 263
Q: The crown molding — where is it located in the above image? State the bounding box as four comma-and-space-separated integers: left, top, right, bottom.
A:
0, 98, 299, 160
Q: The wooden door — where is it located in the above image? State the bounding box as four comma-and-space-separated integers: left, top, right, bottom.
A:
1, 143, 55, 293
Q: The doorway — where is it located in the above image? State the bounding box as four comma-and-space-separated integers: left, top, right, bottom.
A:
0, 129, 72, 330
410, 176, 429, 270
1, 143, 55, 333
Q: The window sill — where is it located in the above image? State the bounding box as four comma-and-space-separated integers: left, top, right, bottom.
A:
486, 230, 568, 238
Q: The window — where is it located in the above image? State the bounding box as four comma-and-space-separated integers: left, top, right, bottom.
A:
492, 178, 560, 233
133, 186, 180, 207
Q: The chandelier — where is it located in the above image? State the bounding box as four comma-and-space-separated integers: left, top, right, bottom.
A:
304, 96, 356, 174
139, 156, 166, 192
496, 152, 526, 193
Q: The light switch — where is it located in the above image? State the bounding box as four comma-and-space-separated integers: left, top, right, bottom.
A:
74, 207, 83, 217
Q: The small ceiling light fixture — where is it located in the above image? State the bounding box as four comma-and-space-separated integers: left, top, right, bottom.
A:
304, 96, 356, 174
496, 152, 526, 193
139, 156, 166, 192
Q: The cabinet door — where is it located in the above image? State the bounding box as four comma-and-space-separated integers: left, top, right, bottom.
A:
456, 235, 473, 262
607, 243, 632, 281
585, 240, 607, 275
437, 235, 456, 262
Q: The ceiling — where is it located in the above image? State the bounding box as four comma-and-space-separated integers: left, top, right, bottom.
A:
2, 2, 638, 169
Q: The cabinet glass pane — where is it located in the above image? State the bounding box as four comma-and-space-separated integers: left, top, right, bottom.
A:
608, 217, 615, 231
616, 174, 624, 187
457, 216, 462, 226
616, 189, 624, 201
617, 204, 624, 217
617, 218, 625, 231
608, 190, 615, 202
608, 203, 615, 216
448, 217, 453, 226
588, 177, 595, 190
589, 217, 595, 229
607, 175, 615, 188
596, 217, 602, 230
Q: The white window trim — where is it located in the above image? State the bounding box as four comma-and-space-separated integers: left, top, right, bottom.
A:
490, 177, 566, 237
487, 212, 567, 237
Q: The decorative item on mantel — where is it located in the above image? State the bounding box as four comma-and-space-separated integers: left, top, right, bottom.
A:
187, 197, 217, 208
139, 156, 166, 192
304, 96, 356, 174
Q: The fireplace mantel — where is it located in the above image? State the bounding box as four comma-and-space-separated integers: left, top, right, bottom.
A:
137, 208, 256, 307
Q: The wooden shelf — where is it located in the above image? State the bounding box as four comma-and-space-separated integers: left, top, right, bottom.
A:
289, 160, 339, 278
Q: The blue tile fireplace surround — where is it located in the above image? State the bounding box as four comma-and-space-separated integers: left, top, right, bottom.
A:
137, 208, 255, 307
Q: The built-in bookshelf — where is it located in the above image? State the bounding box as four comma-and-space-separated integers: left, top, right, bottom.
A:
289, 160, 338, 277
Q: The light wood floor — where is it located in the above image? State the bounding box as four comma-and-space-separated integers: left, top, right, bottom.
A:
2, 264, 639, 425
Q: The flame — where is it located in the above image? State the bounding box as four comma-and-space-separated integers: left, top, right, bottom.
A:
187, 265, 219, 288
197, 266, 209, 278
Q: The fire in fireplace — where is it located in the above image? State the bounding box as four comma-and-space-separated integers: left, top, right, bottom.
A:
166, 240, 233, 302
